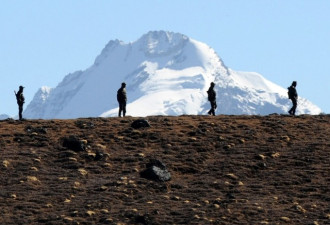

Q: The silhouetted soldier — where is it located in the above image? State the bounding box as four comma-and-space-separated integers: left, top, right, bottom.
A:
207, 82, 217, 116
288, 81, 298, 115
117, 82, 127, 117
14, 85, 25, 120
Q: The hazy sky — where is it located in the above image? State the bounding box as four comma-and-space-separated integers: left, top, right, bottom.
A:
1, 0, 329, 116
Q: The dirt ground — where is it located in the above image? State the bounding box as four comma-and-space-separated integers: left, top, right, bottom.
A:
0, 114, 329, 225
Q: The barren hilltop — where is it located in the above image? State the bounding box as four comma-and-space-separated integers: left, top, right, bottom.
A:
0, 115, 329, 225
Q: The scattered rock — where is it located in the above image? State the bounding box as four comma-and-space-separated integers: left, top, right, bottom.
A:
140, 159, 171, 182
25, 125, 47, 134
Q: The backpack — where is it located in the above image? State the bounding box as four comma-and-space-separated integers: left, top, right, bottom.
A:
15, 92, 25, 105
207, 89, 216, 101
287, 86, 294, 99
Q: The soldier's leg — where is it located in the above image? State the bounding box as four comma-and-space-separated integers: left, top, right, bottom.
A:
211, 101, 216, 116
118, 103, 122, 117
19, 105, 23, 120
292, 99, 297, 115
123, 102, 126, 117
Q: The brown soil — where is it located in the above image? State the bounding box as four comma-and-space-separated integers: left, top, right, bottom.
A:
0, 115, 329, 225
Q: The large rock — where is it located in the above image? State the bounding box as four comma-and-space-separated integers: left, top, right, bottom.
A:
131, 119, 150, 129
140, 159, 171, 182
62, 136, 86, 152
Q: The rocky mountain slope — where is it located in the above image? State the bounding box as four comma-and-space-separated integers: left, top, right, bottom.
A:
23, 31, 321, 119
0, 115, 329, 224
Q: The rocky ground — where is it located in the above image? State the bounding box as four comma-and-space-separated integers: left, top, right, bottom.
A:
0, 114, 329, 225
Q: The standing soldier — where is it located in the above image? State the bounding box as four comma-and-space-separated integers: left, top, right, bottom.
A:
14, 85, 25, 120
207, 82, 217, 116
117, 82, 127, 117
288, 81, 298, 115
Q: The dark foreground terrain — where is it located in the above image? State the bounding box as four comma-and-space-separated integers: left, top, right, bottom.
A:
0, 115, 329, 225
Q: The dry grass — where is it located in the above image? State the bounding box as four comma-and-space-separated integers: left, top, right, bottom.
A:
0, 114, 329, 224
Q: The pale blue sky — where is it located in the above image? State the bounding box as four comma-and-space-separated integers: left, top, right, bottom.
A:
1, 0, 329, 116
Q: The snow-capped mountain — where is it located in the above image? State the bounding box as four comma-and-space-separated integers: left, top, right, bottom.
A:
0, 114, 10, 120
24, 31, 322, 119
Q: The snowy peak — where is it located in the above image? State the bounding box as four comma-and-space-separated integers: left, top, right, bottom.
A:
24, 31, 322, 119
137, 31, 189, 56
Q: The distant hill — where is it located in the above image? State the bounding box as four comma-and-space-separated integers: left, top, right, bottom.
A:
0, 115, 329, 224
24, 31, 321, 119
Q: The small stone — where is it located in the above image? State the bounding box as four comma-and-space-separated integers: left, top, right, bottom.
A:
78, 168, 88, 176
104, 218, 113, 224
100, 186, 108, 191
271, 152, 281, 158
226, 173, 238, 180
34, 158, 41, 163
74, 181, 81, 189
224, 145, 231, 150
63, 217, 74, 222
87, 152, 96, 158
100, 209, 109, 214
257, 154, 266, 160
280, 217, 290, 222
30, 167, 39, 171
295, 204, 307, 213
281, 136, 290, 142
3, 160, 10, 168
27, 176, 40, 184
214, 204, 220, 209
64, 199, 71, 203
104, 163, 111, 168
86, 210, 96, 217
218, 136, 226, 141
96, 143, 107, 150
11, 194, 17, 199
